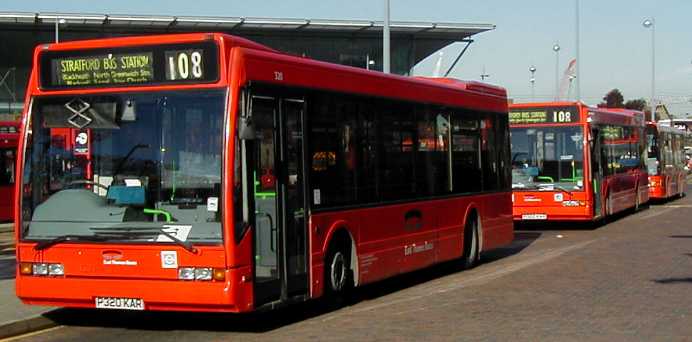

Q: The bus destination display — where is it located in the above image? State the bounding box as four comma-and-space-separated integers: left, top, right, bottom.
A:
52, 53, 154, 87
41, 42, 218, 89
509, 106, 579, 125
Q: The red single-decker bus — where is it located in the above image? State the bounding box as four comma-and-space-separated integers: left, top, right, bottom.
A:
0, 121, 19, 222
510, 102, 648, 221
645, 122, 687, 199
15, 33, 513, 313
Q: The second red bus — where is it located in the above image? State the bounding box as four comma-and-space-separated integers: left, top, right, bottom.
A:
510, 102, 648, 222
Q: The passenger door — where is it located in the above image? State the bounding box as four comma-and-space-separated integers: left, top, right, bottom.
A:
590, 128, 603, 218
248, 92, 309, 308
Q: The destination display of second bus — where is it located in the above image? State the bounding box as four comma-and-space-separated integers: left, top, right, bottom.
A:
509, 106, 580, 124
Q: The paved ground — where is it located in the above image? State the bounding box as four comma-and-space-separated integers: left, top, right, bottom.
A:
0, 224, 12, 233
0, 230, 53, 330
6, 187, 692, 341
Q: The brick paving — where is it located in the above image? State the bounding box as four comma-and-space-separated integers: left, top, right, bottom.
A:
14, 187, 692, 341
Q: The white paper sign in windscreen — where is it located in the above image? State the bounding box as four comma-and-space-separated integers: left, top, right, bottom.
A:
156, 225, 192, 242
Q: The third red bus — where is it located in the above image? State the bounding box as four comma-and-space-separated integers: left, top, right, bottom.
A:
645, 122, 688, 199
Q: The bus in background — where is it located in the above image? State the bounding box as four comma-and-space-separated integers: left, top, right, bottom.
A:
0, 121, 19, 222
645, 122, 687, 199
509, 102, 648, 222
15, 33, 513, 313
658, 118, 692, 157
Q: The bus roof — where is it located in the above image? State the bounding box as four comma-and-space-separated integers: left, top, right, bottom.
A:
37, 32, 274, 53
29, 32, 508, 114
509, 102, 644, 127
648, 121, 690, 135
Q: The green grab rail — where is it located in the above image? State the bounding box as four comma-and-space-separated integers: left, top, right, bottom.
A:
143, 208, 173, 222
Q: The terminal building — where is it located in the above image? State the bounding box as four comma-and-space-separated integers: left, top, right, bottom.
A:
0, 12, 494, 120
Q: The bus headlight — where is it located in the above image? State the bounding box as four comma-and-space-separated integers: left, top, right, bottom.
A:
178, 267, 195, 280
32, 263, 49, 275
194, 268, 213, 281
178, 267, 224, 281
48, 263, 65, 276
22, 263, 64, 276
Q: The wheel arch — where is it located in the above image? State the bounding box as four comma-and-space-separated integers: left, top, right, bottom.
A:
462, 204, 483, 253
322, 221, 359, 287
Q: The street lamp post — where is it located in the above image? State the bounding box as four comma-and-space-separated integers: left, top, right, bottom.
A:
575, 0, 581, 102
383, 0, 391, 74
54, 17, 66, 43
366, 54, 376, 70
529, 66, 537, 102
643, 18, 655, 121
553, 43, 560, 101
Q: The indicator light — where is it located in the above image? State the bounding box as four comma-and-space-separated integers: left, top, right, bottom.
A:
212, 268, 226, 281
19, 263, 33, 275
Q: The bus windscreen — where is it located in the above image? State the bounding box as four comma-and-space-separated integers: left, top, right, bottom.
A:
22, 89, 226, 244
510, 126, 585, 190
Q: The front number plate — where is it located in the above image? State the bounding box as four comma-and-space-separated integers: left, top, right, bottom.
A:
95, 297, 145, 310
522, 214, 547, 220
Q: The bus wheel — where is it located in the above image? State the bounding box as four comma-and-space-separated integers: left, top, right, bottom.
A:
679, 181, 686, 198
606, 192, 613, 216
324, 236, 353, 301
461, 216, 479, 270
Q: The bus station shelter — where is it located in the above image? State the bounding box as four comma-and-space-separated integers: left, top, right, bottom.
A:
0, 12, 495, 120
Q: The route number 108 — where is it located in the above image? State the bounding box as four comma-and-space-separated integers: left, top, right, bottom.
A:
167, 51, 203, 81
553, 111, 572, 123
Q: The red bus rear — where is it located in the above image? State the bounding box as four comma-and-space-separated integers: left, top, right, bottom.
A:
0, 121, 19, 222
15, 33, 513, 313
645, 122, 687, 199
510, 102, 648, 222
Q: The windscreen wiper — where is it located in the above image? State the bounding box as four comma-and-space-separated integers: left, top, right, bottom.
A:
552, 185, 574, 198
34, 234, 111, 251
90, 227, 197, 254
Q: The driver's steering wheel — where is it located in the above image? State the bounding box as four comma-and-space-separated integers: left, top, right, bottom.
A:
65, 180, 110, 192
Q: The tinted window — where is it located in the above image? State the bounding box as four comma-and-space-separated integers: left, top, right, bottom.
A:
305, 89, 507, 209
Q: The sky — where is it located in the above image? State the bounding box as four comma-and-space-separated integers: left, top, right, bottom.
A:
3, 0, 692, 114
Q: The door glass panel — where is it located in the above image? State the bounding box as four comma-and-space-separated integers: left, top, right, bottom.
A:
282, 99, 308, 294
252, 98, 279, 291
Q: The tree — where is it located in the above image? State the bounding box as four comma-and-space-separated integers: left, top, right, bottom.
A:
598, 89, 625, 108
624, 98, 648, 111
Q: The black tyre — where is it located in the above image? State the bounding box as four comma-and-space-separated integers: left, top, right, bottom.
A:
461, 216, 479, 270
324, 237, 353, 301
